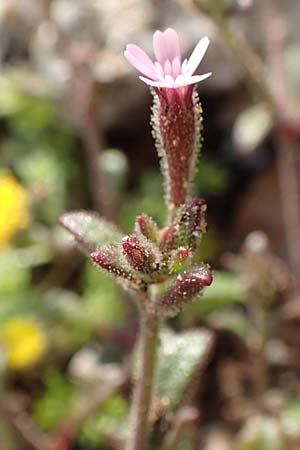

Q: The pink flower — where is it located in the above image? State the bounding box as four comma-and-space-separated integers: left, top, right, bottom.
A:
124, 28, 211, 89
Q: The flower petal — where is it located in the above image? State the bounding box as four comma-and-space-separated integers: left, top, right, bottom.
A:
139, 76, 171, 88
154, 62, 164, 78
164, 59, 172, 75
186, 37, 210, 75
165, 75, 175, 85
153, 30, 168, 65
172, 56, 181, 78
153, 28, 181, 66
175, 72, 212, 87
140, 72, 211, 88
181, 58, 188, 74
124, 44, 158, 79
164, 28, 181, 62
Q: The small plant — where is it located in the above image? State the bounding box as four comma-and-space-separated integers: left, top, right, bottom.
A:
60, 28, 213, 450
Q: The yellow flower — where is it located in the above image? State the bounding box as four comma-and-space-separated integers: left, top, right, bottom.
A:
1, 317, 46, 369
0, 173, 29, 247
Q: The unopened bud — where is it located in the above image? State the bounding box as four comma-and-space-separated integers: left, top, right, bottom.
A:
134, 215, 158, 243
169, 247, 190, 274
159, 225, 179, 251
122, 235, 159, 275
91, 245, 143, 290
152, 265, 212, 317
177, 198, 207, 250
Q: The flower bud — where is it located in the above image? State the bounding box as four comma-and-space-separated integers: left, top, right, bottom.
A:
169, 247, 190, 274
152, 265, 212, 317
177, 197, 207, 250
91, 245, 144, 290
122, 235, 159, 276
134, 214, 158, 243
159, 225, 179, 251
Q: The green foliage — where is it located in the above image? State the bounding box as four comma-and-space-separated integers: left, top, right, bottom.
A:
0, 245, 54, 324
0, 23, 293, 450
281, 400, 300, 438
238, 417, 283, 450
120, 159, 229, 234
79, 395, 128, 449
33, 370, 75, 431
44, 265, 125, 353
195, 156, 229, 196
0, 72, 54, 130
120, 172, 165, 232
155, 328, 214, 408
82, 263, 125, 328
284, 44, 300, 99
0, 421, 17, 448
60, 211, 123, 253
0, 293, 44, 325
185, 271, 244, 317
100, 149, 128, 191
199, 0, 235, 16
0, 249, 30, 296
194, 225, 222, 263
208, 309, 248, 337
17, 150, 67, 224
0, 70, 79, 225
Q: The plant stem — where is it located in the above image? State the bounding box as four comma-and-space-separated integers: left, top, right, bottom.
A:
261, 0, 300, 293
159, 407, 199, 450
53, 372, 126, 450
126, 311, 159, 450
82, 91, 114, 219
0, 395, 52, 450
276, 136, 300, 293
193, 1, 275, 109
70, 55, 114, 219
196, 0, 300, 292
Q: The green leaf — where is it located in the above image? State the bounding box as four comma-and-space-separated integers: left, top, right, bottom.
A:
82, 266, 125, 328
79, 395, 128, 449
0, 293, 45, 325
155, 328, 214, 408
120, 172, 165, 232
209, 310, 248, 338
195, 156, 229, 196
238, 416, 282, 450
284, 44, 300, 99
281, 399, 300, 438
0, 246, 53, 297
33, 370, 75, 431
59, 211, 123, 253
0, 252, 30, 296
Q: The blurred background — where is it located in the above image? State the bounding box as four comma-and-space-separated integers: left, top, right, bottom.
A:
1, 0, 300, 449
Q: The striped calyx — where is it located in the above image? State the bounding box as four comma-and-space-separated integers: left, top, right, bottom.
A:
152, 88, 203, 211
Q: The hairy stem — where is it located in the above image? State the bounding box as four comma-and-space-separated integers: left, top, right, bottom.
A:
126, 312, 159, 450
